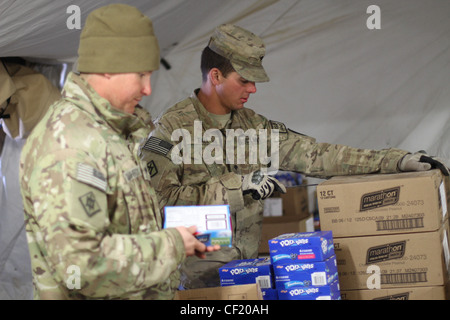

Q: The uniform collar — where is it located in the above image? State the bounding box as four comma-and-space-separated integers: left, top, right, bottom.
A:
190, 89, 235, 131
189, 89, 254, 133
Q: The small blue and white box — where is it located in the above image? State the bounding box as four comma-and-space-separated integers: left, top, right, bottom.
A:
219, 257, 276, 300
219, 257, 273, 288
274, 255, 338, 289
164, 205, 232, 247
277, 280, 341, 300
269, 231, 335, 265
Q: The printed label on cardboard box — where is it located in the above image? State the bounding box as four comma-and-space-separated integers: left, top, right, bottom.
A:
360, 187, 400, 211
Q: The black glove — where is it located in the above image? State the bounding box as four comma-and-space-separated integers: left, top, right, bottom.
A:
242, 170, 287, 200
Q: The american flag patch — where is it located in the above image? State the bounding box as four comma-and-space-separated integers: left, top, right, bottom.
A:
142, 136, 173, 156
77, 163, 107, 192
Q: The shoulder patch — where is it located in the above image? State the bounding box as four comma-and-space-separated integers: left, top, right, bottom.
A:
77, 163, 107, 192
79, 191, 101, 217
147, 160, 158, 178
269, 120, 288, 134
142, 136, 173, 157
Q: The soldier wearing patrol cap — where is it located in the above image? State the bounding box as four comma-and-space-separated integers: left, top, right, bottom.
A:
19, 4, 218, 300
140, 24, 449, 289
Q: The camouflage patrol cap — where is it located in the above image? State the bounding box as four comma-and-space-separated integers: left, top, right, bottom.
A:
78, 4, 160, 73
208, 24, 269, 82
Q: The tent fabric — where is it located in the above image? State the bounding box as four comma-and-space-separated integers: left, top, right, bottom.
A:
1, 0, 450, 299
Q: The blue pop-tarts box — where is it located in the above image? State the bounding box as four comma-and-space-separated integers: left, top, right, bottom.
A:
269, 231, 335, 265
277, 280, 341, 300
261, 288, 278, 300
219, 258, 274, 289
274, 255, 338, 289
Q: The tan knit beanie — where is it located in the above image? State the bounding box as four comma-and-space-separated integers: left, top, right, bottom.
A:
77, 4, 160, 73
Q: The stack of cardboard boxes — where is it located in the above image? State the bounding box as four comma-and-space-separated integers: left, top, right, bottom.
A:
317, 170, 450, 300
268, 231, 341, 300
218, 231, 341, 300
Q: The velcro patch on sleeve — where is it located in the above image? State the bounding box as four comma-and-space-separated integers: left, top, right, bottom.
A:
142, 136, 173, 156
124, 166, 142, 183
76, 163, 107, 192
269, 120, 288, 134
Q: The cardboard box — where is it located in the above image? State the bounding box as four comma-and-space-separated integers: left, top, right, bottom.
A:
219, 257, 274, 289
266, 185, 310, 219
263, 198, 283, 217
335, 222, 450, 290
341, 285, 448, 300
174, 283, 263, 300
277, 280, 341, 300
259, 215, 314, 253
273, 255, 339, 289
164, 205, 232, 247
269, 231, 335, 265
317, 170, 449, 237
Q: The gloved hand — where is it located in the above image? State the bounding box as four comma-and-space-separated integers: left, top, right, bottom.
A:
241, 170, 287, 200
398, 151, 449, 176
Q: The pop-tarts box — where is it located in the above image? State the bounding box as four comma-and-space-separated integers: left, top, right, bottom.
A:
274, 255, 338, 289
278, 280, 341, 300
261, 288, 278, 300
219, 258, 274, 289
164, 205, 232, 247
269, 231, 335, 265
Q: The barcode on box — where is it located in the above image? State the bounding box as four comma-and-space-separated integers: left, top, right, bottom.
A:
376, 218, 424, 231
324, 207, 340, 213
311, 272, 327, 286
256, 276, 272, 289
381, 272, 427, 284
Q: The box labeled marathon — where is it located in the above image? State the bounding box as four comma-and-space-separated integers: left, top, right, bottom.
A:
164, 205, 232, 247
278, 280, 341, 300
269, 231, 335, 265
219, 257, 274, 289
274, 255, 338, 289
317, 170, 449, 237
335, 222, 450, 290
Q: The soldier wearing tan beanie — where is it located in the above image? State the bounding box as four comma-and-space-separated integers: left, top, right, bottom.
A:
76, 4, 160, 115
77, 4, 160, 73
19, 4, 218, 300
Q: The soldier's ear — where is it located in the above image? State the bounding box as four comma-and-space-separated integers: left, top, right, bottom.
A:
209, 68, 222, 86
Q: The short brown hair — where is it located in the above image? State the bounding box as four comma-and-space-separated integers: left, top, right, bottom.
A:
200, 46, 235, 82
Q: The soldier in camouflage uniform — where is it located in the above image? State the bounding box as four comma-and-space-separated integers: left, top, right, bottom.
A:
140, 24, 449, 289
19, 4, 217, 300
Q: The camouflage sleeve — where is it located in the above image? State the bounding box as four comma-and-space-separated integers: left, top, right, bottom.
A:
140, 125, 245, 214
271, 121, 409, 177
29, 148, 185, 298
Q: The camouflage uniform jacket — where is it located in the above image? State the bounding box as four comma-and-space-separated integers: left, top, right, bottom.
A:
143, 89, 408, 288
19, 72, 185, 299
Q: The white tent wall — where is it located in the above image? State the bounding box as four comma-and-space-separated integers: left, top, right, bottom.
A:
1, 0, 449, 299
